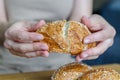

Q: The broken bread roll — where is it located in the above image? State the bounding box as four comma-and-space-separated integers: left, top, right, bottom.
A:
79, 68, 120, 80
51, 62, 92, 80
36, 20, 96, 55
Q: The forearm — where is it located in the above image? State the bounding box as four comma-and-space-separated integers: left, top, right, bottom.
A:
69, 0, 93, 21
0, 0, 9, 46
0, 22, 11, 46
0, 0, 7, 23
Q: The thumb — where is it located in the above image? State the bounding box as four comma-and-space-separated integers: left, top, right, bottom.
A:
81, 16, 92, 30
81, 15, 104, 31
28, 20, 46, 32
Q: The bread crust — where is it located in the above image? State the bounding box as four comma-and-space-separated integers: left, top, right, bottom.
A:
51, 62, 92, 80
51, 62, 120, 80
79, 68, 120, 80
36, 20, 96, 54
68, 21, 96, 54
36, 20, 68, 53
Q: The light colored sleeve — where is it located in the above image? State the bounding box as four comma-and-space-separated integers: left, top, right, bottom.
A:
0, 0, 7, 23
69, 0, 93, 21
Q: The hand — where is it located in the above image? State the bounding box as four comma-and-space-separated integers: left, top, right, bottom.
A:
4, 20, 49, 58
76, 14, 116, 61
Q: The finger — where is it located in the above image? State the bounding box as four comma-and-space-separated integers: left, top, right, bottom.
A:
81, 16, 91, 28
76, 55, 99, 62
5, 31, 44, 42
82, 56, 99, 60
10, 20, 46, 31
9, 49, 27, 57
84, 28, 112, 43
88, 14, 109, 26
81, 16, 103, 31
9, 49, 49, 58
27, 20, 46, 32
76, 55, 83, 62
5, 39, 48, 53
80, 39, 113, 58
25, 51, 49, 58
5, 20, 46, 42
4, 41, 11, 49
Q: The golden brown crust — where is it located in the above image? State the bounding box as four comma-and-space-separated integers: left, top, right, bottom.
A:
79, 68, 120, 80
36, 20, 68, 53
51, 62, 92, 80
36, 20, 96, 54
68, 21, 96, 54
51, 62, 120, 80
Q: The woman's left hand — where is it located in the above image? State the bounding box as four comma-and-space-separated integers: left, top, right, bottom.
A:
76, 15, 116, 61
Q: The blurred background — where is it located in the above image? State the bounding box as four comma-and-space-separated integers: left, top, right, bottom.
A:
83, 0, 120, 65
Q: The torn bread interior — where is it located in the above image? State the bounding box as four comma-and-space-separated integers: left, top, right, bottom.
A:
36, 20, 96, 55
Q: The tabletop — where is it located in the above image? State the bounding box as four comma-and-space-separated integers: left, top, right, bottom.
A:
0, 64, 120, 80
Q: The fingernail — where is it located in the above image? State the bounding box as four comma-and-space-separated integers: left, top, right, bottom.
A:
84, 39, 90, 44
37, 35, 43, 40
40, 44, 48, 50
81, 53, 88, 58
40, 20, 46, 24
44, 52, 49, 57
41, 52, 49, 57
77, 58, 83, 62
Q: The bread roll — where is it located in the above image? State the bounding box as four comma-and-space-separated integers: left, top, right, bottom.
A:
36, 20, 96, 55
51, 62, 92, 80
79, 68, 120, 80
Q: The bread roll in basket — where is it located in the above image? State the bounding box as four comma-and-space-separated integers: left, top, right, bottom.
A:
79, 68, 120, 80
51, 62, 92, 80
51, 62, 120, 80
36, 20, 96, 55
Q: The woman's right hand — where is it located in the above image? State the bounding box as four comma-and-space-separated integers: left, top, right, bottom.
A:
4, 20, 49, 58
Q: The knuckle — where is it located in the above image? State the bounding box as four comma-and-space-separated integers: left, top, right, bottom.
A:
92, 14, 102, 19
5, 31, 9, 38
3, 42, 6, 48
111, 27, 116, 37
5, 29, 14, 39
99, 31, 107, 40
17, 46, 26, 53
110, 40, 114, 47
94, 14, 103, 19
90, 33, 102, 42
107, 26, 116, 38
88, 48, 95, 55
16, 32, 25, 41
36, 51, 43, 56
107, 39, 114, 47
92, 14, 99, 17
4, 40, 12, 49
3, 42, 9, 49
33, 43, 37, 51
33, 43, 48, 51
94, 33, 103, 41
89, 48, 101, 56
95, 49, 102, 55
101, 30, 107, 37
